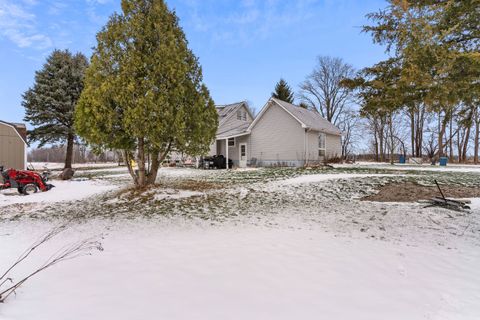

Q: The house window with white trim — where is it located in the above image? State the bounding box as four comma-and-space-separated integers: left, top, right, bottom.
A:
318, 133, 326, 157
228, 138, 235, 147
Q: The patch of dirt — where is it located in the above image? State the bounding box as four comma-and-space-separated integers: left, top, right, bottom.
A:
152, 180, 223, 192
362, 182, 480, 202
113, 180, 223, 202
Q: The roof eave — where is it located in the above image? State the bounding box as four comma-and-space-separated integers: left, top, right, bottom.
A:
217, 131, 251, 140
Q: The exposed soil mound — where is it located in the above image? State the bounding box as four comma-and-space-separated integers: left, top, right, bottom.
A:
362, 182, 480, 202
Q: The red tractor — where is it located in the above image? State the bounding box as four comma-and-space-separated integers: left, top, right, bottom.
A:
0, 166, 54, 195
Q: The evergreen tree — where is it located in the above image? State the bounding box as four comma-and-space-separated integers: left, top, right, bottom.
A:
272, 78, 295, 104
23, 49, 88, 171
76, 0, 218, 187
299, 102, 310, 109
363, 1, 480, 159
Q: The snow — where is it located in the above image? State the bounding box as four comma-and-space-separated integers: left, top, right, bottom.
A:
29, 162, 118, 170
0, 179, 118, 207
1, 166, 480, 319
470, 198, 480, 210
334, 162, 480, 173
0, 220, 479, 320
277, 173, 392, 185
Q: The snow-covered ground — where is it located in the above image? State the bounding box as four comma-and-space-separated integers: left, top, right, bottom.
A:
276, 173, 394, 185
1, 164, 479, 320
0, 179, 118, 208
1, 219, 479, 320
334, 161, 480, 173
29, 162, 119, 170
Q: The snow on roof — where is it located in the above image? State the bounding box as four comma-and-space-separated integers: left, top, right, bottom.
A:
271, 98, 342, 136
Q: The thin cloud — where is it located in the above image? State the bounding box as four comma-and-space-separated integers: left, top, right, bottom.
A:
179, 0, 322, 45
0, 0, 52, 50
85, 0, 113, 25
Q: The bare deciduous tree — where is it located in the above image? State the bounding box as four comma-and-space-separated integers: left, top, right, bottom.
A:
337, 109, 360, 159
299, 56, 356, 125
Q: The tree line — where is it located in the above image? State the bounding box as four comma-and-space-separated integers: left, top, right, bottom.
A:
346, 0, 479, 164
272, 1, 479, 164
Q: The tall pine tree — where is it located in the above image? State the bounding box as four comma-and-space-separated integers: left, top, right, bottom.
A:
272, 78, 295, 104
76, 0, 218, 187
23, 50, 88, 172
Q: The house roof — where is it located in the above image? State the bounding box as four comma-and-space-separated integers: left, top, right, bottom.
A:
250, 98, 342, 136
215, 101, 253, 139
217, 122, 250, 139
216, 101, 253, 125
0, 120, 28, 144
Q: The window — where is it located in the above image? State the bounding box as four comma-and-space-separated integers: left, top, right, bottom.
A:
228, 138, 235, 147
318, 133, 326, 157
237, 110, 247, 121
240, 144, 246, 157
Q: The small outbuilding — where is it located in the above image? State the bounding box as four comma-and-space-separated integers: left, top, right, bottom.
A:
0, 120, 27, 170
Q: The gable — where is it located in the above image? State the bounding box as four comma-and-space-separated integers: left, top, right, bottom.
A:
248, 99, 304, 132
215, 102, 253, 138
216, 102, 253, 125
248, 98, 342, 136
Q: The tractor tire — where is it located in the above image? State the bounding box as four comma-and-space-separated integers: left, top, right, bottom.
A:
22, 184, 38, 195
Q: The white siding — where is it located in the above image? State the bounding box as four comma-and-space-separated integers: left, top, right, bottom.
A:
306, 130, 319, 163
249, 103, 305, 166
326, 133, 342, 158
207, 141, 216, 156
227, 135, 249, 165
306, 130, 342, 163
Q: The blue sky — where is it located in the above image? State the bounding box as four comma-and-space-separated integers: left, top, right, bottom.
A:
0, 0, 387, 125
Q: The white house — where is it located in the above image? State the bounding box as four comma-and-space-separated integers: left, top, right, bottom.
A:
208, 97, 342, 167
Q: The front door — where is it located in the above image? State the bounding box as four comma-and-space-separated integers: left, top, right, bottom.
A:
239, 143, 247, 168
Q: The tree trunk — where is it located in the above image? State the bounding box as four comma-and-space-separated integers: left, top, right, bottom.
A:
475, 109, 480, 164
409, 109, 415, 157
416, 106, 425, 157
457, 128, 462, 163
379, 119, 385, 162
437, 111, 449, 159
449, 116, 454, 161
146, 142, 172, 185
389, 114, 395, 165
136, 137, 146, 187
373, 120, 379, 162
124, 150, 138, 186
462, 124, 471, 164
474, 125, 479, 164
64, 132, 75, 169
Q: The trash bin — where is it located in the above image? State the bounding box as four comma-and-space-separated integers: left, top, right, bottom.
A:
439, 157, 448, 166
399, 155, 406, 164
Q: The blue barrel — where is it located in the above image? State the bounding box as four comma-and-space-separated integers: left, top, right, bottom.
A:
399, 155, 406, 164
439, 157, 448, 166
